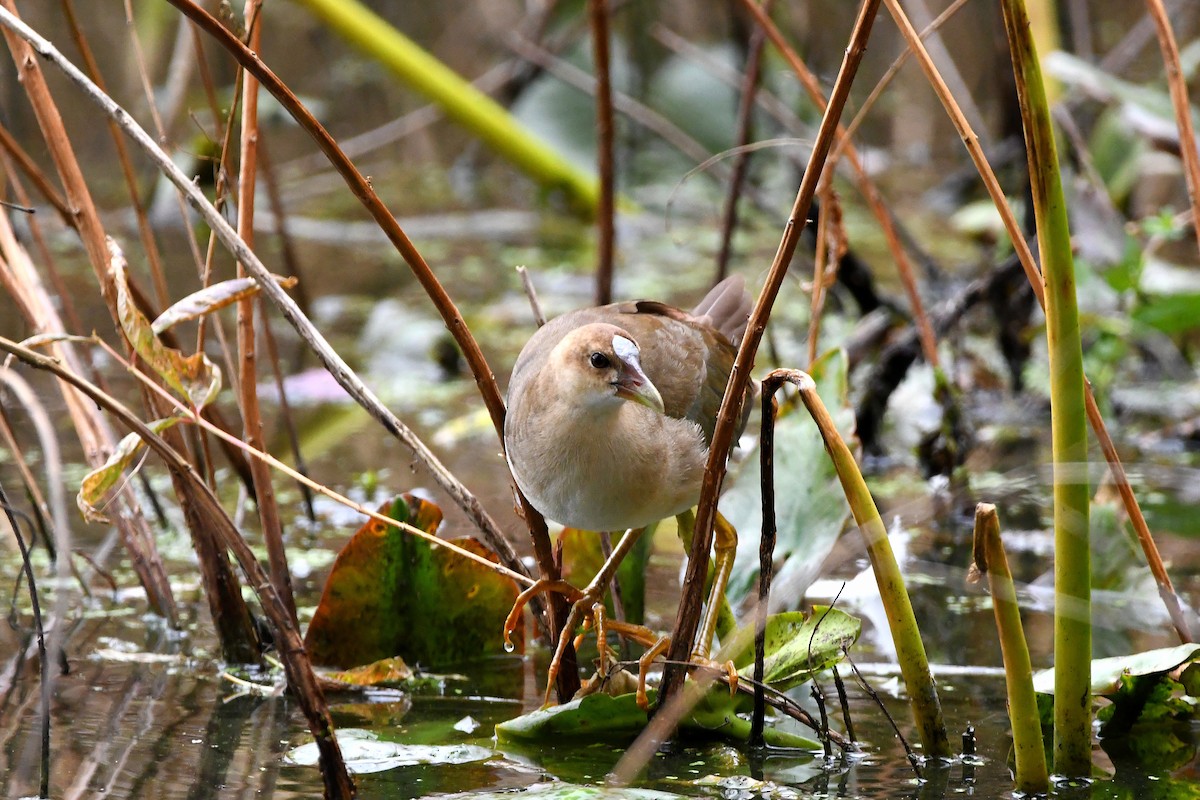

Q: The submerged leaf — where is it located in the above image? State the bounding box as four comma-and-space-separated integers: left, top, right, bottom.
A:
304, 494, 523, 668
150, 274, 298, 334
721, 349, 856, 607
108, 238, 221, 409
285, 728, 491, 774
326, 656, 414, 687
77, 416, 185, 522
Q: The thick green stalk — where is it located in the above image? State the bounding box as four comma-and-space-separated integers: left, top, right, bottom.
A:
789, 369, 950, 758
971, 504, 1048, 794
290, 0, 598, 215
999, 0, 1091, 777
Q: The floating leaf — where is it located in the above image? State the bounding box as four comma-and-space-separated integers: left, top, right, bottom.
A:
496, 688, 819, 749
558, 527, 651, 624
108, 238, 221, 409
721, 349, 856, 606
1033, 644, 1200, 697
436, 783, 683, 800
77, 416, 185, 523
285, 728, 491, 774
150, 274, 298, 334
716, 608, 860, 692
305, 494, 523, 668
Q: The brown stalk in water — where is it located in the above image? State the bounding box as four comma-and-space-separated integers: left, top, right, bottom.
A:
236, 0, 297, 626
1142, 0, 1200, 255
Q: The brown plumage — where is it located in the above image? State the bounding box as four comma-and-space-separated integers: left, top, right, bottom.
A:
504, 276, 753, 532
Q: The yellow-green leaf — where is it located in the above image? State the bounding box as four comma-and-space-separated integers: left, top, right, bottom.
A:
150, 274, 298, 335
78, 416, 184, 522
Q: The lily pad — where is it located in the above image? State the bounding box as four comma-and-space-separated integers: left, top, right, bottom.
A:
304, 494, 523, 668
720, 349, 856, 607
285, 728, 492, 774
496, 689, 820, 750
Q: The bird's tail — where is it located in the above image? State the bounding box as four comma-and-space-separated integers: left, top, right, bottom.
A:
691, 274, 752, 344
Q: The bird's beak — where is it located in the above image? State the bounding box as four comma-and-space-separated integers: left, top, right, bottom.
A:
611, 335, 665, 414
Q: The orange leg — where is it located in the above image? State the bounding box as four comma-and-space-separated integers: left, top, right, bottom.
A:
503, 578, 583, 652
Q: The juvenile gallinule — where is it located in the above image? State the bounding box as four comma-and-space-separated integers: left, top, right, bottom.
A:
504, 275, 754, 704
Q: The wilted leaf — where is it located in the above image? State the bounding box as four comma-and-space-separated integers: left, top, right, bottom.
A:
77, 416, 185, 522
150, 274, 298, 334
721, 349, 856, 606
285, 728, 492, 774
326, 656, 414, 687
558, 527, 651, 624
717, 608, 860, 692
108, 238, 221, 409
305, 494, 523, 668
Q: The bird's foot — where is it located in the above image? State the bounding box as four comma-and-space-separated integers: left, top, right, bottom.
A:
502, 578, 584, 653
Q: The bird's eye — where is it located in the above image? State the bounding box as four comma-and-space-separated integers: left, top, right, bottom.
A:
589, 352, 611, 369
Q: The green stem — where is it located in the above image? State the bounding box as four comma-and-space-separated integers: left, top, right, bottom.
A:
290, 0, 598, 215
999, 0, 1091, 777
786, 368, 950, 758
972, 503, 1048, 794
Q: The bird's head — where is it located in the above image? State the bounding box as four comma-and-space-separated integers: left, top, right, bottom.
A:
553, 324, 665, 414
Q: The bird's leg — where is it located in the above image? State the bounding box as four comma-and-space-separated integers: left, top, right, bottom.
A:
503, 579, 583, 652
538, 527, 646, 705
669, 510, 739, 696
693, 511, 738, 662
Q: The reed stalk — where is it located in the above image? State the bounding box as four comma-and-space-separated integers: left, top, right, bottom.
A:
970, 504, 1048, 794
999, 0, 1092, 776
291, 0, 598, 214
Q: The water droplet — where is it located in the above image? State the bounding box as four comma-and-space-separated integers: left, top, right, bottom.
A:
503, 639, 515, 653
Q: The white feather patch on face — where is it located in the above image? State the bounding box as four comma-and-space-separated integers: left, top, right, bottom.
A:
612, 335, 640, 365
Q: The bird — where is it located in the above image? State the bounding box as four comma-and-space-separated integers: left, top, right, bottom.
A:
504, 274, 753, 534
502, 275, 754, 704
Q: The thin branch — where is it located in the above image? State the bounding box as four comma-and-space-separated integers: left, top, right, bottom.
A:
661, 0, 884, 708
1143, 0, 1200, 257
589, 0, 616, 305
236, 0, 297, 625
0, 337, 357, 799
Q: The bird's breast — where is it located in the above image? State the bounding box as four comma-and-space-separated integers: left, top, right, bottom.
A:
506, 403, 707, 532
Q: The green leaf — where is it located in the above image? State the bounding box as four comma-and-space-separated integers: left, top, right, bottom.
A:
1033, 644, 1200, 697
285, 728, 492, 774
1132, 292, 1200, 335
436, 784, 684, 800
721, 349, 856, 606
496, 688, 820, 750
304, 494, 523, 668
719, 608, 860, 692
